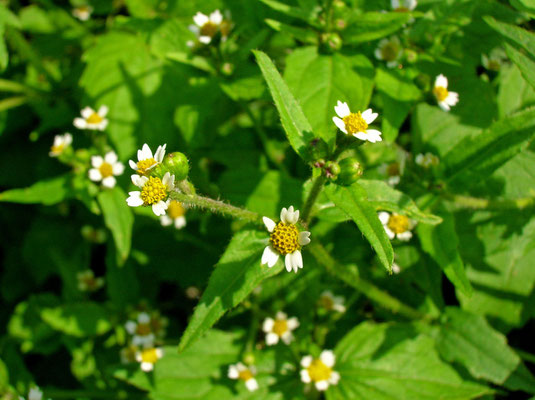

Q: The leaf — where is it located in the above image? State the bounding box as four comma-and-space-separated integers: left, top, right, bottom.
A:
253, 50, 315, 160
259, 0, 317, 23
97, 187, 134, 265
504, 42, 535, 90
436, 308, 520, 384
178, 230, 283, 352
497, 63, 535, 117
264, 19, 318, 44
0, 358, 7, 393
0, 174, 71, 205
41, 302, 113, 337
342, 11, 411, 44
166, 51, 215, 74
324, 183, 394, 272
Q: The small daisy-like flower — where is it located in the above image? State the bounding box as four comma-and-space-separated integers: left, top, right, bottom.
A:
73, 106, 109, 131
189, 10, 230, 44
415, 152, 439, 168
88, 151, 124, 188
318, 291, 346, 313
126, 172, 176, 216
378, 211, 414, 241
77, 270, 104, 292
391, 0, 417, 12
135, 347, 163, 372
482, 48, 507, 72
120, 344, 139, 364
228, 363, 259, 392
332, 101, 382, 143
300, 350, 340, 391
378, 162, 402, 186
262, 311, 299, 345
128, 143, 166, 176
374, 36, 403, 68
72, 4, 93, 21
160, 200, 186, 229
262, 206, 311, 273
125, 312, 156, 347
49, 133, 72, 157
433, 74, 459, 112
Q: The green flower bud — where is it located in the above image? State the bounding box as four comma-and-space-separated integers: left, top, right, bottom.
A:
337, 157, 363, 185
221, 62, 235, 76
320, 33, 343, 53
325, 161, 341, 180
243, 352, 255, 365
405, 49, 418, 64
163, 152, 190, 181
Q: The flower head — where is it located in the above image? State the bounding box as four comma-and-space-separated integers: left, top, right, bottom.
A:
228, 363, 259, 392
49, 133, 73, 157
374, 36, 403, 68
415, 152, 439, 168
189, 10, 230, 45
74, 106, 109, 130
160, 200, 187, 229
77, 270, 104, 292
379, 211, 414, 241
261, 206, 310, 273
378, 162, 402, 186
433, 74, 458, 112
300, 350, 340, 391
88, 151, 124, 188
262, 311, 299, 345
135, 347, 163, 372
72, 4, 93, 21
126, 172, 175, 216
128, 143, 166, 176
333, 101, 382, 143
318, 291, 346, 313
391, 0, 417, 12
482, 48, 507, 71
125, 312, 156, 347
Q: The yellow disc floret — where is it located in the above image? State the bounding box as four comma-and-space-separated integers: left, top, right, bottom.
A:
136, 323, 152, 336
86, 112, 103, 124
394, 6, 409, 12
433, 86, 449, 102
387, 214, 410, 234
167, 201, 185, 219
238, 369, 254, 382
270, 222, 300, 255
342, 112, 368, 134
140, 348, 159, 364
99, 162, 113, 178
307, 360, 332, 382
319, 295, 334, 310
136, 158, 157, 175
51, 144, 65, 154
200, 22, 218, 37
141, 177, 167, 205
272, 319, 288, 336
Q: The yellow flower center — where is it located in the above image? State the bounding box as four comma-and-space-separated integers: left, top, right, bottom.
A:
77, 6, 89, 13
488, 60, 500, 71
86, 112, 103, 124
51, 144, 65, 154
167, 201, 185, 219
136, 158, 157, 175
141, 177, 167, 205
140, 348, 159, 364
319, 295, 335, 310
433, 86, 449, 102
381, 42, 399, 61
136, 323, 152, 336
342, 112, 368, 134
387, 214, 410, 234
200, 22, 219, 37
272, 319, 288, 336
270, 222, 300, 255
387, 162, 400, 177
238, 369, 254, 381
99, 162, 114, 178
394, 6, 409, 12
220, 20, 231, 37
307, 360, 332, 382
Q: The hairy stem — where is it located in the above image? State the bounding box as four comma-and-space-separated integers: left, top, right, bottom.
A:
301, 175, 327, 224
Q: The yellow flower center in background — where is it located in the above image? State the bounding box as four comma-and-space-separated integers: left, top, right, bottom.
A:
99, 162, 113, 178
387, 162, 400, 177
141, 177, 167, 205
433, 86, 449, 102
51, 144, 65, 154
238, 369, 254, 381
488, 60, 500, 71
270, 222, 300, 255
140, 348, 159, 364
307, 360, 332, 382
86, 112, 103, 124
167, 201, 185, 219
387, 214, 410, 234
394, 6, 409, 12
342, 112, 368, 134
319, 295, 335, 310
272, 319, 288, 336
200, 22, 218, 37
137, 158, 157, 175
136, 323, 152, 336
381, 42, 399, 61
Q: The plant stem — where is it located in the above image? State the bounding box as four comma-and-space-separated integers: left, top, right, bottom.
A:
301, 175, 327, 224
309, 242, 433, 322
442, 192, 535, 210
44, 390, 137, 399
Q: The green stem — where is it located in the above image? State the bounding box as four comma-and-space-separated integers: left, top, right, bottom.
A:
309, 242, 433, 321
442, 192, 535, 210
44, 390, 137, 399
514, 348, 535, 365
301, 175, 327, 224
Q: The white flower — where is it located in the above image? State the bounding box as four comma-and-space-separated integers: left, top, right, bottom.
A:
482, 48, 507, 71
318, 291, 346, 313
415, 152, 439, 168
392, 262, 401, 274
189, 10, 229, 44
391, 0, 417, 11
262, 311, 299, 345
128, 143, 166, 176
72, 4, 93, 21
228, 363, 259, 392
73, 106, 109, 130
49, 133, 72, 157
300, 350, 340, 391
125, 312, 156, 347
374, 36, 403, 68
126, 172, 176, 216
378, 162, 402, 186
378, 211, 414, 241
135, 347, 163, 372
433, 74, 459, 112
160, 200, 187, 229
332, 101, 382, 143
261, 206, 311, 273
77, 270, 104, 292
88, 151, 124, 188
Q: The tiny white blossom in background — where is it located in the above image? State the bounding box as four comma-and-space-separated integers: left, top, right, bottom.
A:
300, 350, 340, 391
189, 10, 229, 45
135, 347, 163, 372
378, 162, 402, 186
88, 151, 124, 188
74, 106, 109, 130
72, 4, 93, 21
77, 270, 104, 292
374, 36, 403, 68
392, 262, 401, 274
433, 74, 459, 112
415, 152, 439, 168
161, 200, 187, 229
262, 206, 311, 273
126, 312, 156, 347
126, 172, 175, 216
262, 311, 299, 345
333, 101, 382, 143
19, 387, 44, 400
129, 143, 166, 176
318, 291, 346, 313
379, 211, 414, 241
228, 363, 259, 392
482, 48, 507, 71
49, 133, 72, 157
391, 0, 417, 11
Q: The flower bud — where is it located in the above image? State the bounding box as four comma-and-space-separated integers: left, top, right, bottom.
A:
163, 152, 189, 181
243, 352, 255, 365
320, 33, 343, 53
324, 161, 340, 180
337, 157, 363, 185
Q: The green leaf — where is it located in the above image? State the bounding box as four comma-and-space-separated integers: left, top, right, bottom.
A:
0, 357, 7, 393
166, 51, 215, 74
40, 302, 113, 337
504, 42, 535, 90
324, 183, 394, 271
436, 308, 520, 384
417, 209, 473, 297
178, 230, 283, 352
253, 50, 315, 160
342, 12, 411, 44
0, 174, 71, 205
97, 187, 134, 265
497, 64, 535, 118
264, 19, 318, 44
259, 0, 317, 23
